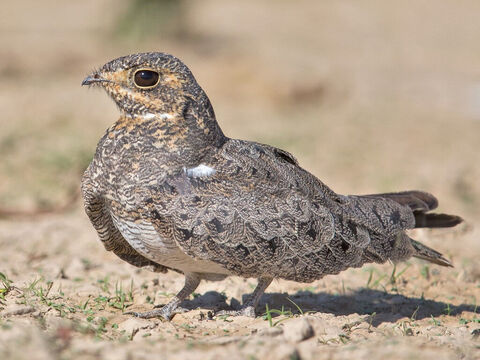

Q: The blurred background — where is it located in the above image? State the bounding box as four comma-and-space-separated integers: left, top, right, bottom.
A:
0, 0, 479, 218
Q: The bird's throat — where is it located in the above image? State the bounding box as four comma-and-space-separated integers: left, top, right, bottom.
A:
109, 111, 225, 162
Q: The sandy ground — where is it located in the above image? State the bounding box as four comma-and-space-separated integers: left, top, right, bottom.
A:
1, 1, 480, 359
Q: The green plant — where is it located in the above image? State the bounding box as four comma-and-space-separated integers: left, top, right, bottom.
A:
0, 272, 13, 304
286, 297, 305, 315
389, 263, 411, 291
367, 312, 376, 332
411, 306, 420, 322
430, 315, 442, 326
365, 268, 387, 290
97, 276, 111, 293
444, 303, 452, 316
263, 303, 294, 327
420, 265, 430, 280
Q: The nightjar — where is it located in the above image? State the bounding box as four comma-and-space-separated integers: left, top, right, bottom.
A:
81, 52, 462, 320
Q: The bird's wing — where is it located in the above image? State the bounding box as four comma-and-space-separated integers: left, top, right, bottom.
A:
82, 169, 168, 273
145, 139, 412, 280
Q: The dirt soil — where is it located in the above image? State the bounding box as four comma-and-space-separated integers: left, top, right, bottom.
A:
1, 1, 480, 359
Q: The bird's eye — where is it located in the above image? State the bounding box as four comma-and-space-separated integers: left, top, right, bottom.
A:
134, 70, 160, 88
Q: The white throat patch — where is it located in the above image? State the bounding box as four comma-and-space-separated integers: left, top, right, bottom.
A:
140, 113, 174, 120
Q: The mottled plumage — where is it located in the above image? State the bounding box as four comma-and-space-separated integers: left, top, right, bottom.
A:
81, 52, 462, 320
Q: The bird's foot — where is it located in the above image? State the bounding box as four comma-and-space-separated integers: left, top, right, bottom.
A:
124, 273, 202, 321
126, 305, 189, 321
215, 305, 256, 318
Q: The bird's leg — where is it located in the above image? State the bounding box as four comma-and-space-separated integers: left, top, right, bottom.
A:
216, 277, 273, 318
127, 272, 201, 321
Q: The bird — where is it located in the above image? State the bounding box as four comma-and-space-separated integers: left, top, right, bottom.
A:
81, 52, 463, 320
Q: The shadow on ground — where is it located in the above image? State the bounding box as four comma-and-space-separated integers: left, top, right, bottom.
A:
180, 289, 476, 326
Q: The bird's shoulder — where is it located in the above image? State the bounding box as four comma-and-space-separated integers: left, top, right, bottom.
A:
208, 139, 344, 205
220, 138, 299, 167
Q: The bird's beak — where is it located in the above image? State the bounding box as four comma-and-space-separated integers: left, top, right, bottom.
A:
81, 74, 108, 86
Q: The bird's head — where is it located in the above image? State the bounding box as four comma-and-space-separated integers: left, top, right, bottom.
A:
82, 52, 208, 119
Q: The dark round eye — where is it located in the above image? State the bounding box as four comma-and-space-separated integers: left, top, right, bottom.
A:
134, 70, 159, 88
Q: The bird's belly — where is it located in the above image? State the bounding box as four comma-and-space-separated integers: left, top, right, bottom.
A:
110, 214, 230, 275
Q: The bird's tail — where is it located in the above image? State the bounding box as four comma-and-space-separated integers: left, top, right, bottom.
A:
361, 190, 460, 267
409, 238, 453, 267
361, 190, 463, 228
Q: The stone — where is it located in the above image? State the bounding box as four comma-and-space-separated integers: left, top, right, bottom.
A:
282, 317, 314, 343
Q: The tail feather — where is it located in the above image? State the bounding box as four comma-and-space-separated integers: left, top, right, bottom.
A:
362, 190, 438, 211
362, 190, 463, 229
413, 212, 463, 228
410, 238, 453, 267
